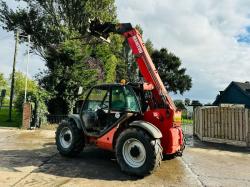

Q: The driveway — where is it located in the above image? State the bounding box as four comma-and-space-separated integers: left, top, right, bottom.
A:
0, 127, 249, 187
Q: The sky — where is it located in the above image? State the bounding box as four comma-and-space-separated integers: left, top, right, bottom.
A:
1, 1, 250, 104
0, 1, 44, 84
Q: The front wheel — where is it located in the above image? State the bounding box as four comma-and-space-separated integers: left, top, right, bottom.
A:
55, 119, 85, 157
116, 128, 162, 176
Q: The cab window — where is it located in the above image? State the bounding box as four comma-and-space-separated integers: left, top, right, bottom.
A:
111, 86, 140, 112
83, 87, 109, 111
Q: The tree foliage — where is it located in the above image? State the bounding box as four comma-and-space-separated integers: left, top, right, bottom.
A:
0, 0, 117, 56
151, 48, 192, 94
145, 39, 154, 56
174, 100, 186, 110
119, 27, 192, 95
11, 71, 38, 97
0, 73, 7, 88
0, 73, 8, 105
0, 0, 192, 114
118, 25, 145, 82
0, 0, 122, 114
184, 98, 191, 106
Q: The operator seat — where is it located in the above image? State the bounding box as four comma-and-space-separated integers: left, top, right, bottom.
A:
96, 107, 107, 129
112, 91, 126, 110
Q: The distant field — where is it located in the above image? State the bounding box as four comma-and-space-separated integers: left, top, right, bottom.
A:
0, 107, 21, 127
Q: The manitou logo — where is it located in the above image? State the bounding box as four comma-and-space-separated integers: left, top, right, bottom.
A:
133, 36, 143, 53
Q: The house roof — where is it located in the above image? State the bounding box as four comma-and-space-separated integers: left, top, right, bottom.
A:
214, 81, 250, 104
233, 82, 250, 95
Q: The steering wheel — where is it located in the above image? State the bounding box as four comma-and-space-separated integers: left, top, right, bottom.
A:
100, 103, 108, 110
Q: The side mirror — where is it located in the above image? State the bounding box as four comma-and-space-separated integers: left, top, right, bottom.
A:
78, 86, 83, 95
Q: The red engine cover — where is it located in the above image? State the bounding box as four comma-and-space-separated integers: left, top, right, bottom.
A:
143, 109, 183, 155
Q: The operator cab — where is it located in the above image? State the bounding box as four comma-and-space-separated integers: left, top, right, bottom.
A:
80, 84, 142, 136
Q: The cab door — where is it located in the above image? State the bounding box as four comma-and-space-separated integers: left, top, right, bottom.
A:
80, 86, 110, 132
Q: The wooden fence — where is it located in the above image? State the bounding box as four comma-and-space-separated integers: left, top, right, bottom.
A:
194, 106, 250, 147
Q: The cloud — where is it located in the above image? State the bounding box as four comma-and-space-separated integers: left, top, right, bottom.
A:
1, 1, 250, 104
116, 0, 250, 103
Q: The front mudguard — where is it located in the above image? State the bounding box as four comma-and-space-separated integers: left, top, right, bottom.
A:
129, 120, 162, 139
67, 114, 83, 130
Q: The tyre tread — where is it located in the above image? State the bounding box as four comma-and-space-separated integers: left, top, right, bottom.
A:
116, 127, 162, 176
55, 119, 84, 157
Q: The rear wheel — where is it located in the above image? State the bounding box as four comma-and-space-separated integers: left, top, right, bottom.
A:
56, 120, 84, 157
116, 128, 162, 176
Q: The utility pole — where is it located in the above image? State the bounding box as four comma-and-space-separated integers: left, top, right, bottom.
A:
8, 31, 19, 121
24, 35, 30, 103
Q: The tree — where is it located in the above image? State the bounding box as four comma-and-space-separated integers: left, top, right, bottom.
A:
0, 0, 117, 57
11, 71, 38, 97
204, 103, 212, 106
174, 100, 186, 110
184, 98, 191, 106
145, 39, 154, 56
118, 26, 154, 82
151, 48, 192, 94
0, 73, 7, 88
120, 40, 137, 82
0, 0, 122, 114
119, 24, 192, 94
0, 1, 192, 114
36, 39, 101, 114
190, 100, 202, 107
0, 73, 7, 107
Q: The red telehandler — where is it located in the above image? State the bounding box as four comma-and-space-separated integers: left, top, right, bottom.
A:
56, 20, 185, 176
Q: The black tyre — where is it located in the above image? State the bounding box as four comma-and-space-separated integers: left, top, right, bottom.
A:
116, 128, 162, 176
55, 119, 84, 157
163, 153, 176, 160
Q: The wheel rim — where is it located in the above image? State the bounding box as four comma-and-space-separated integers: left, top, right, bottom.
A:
122, 138, 146, 168
59, 127, 73, 149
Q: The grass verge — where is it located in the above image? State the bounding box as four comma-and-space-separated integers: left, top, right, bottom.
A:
182, 118, 193, 124
0, 107, 21, 128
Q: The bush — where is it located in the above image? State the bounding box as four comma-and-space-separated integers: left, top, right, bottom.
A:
15, 88, 50, 126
